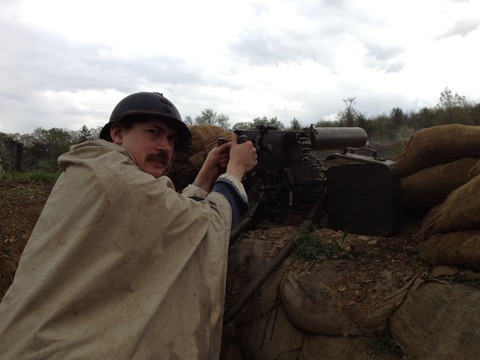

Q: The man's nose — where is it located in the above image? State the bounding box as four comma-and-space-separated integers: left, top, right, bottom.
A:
156, 136, 173, 151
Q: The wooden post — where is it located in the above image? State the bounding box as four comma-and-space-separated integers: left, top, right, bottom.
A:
14, 142, 23, 172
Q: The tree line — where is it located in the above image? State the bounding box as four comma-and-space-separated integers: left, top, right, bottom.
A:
1, 87, 478, 172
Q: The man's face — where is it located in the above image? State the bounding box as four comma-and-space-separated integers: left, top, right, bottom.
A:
111, 118, 177, 178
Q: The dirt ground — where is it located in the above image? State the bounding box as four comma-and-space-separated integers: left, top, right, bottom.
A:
0, 177, 54, 300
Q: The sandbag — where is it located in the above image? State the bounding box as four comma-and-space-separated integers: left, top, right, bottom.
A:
417, 230, 480, 271
299, 334, 400, 360
390, 282, 480, 360
166, 125, 231, 191
395, 124, 480, 177
225, 227, 298, 323
416, 174, 480, 242
280, 261, 411, 336
401, 158, 479, 216
237, 305, 305, 360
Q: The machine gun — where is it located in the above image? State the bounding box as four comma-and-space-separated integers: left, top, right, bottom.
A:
223, 125, 367, 324
228, 125, 368, 237
223, 125, 406, 324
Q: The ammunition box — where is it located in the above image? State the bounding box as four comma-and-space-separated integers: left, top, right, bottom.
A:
326, 150, 402, 237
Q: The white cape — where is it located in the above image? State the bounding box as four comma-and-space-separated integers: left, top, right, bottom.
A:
0, 140, 245, 359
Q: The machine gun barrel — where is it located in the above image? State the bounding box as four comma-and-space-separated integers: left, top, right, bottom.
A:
233, 126, 367, 172
309, 127, 367, 151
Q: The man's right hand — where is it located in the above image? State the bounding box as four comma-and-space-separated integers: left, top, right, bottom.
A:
226, 133, 257, 181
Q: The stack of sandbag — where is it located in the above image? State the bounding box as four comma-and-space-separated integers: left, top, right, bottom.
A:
395, 124, 480, 269
223, 226, 480, 360
395, 124, 480, 216
415, 171, 480, 270
165, 125, 231, 191
224, 228, 417, 360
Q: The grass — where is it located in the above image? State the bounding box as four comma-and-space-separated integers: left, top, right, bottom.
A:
0, 170, 59, 199
0, 169, 60, 184
293, 231, 351, 263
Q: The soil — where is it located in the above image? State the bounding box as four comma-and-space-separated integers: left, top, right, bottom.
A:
0, 177, 54, 300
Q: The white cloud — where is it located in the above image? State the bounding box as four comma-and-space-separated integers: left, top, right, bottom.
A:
0, 0, 479, 134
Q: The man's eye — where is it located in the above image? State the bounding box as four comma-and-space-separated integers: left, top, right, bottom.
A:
168, 135, 178, 143
147, 130, 160, 135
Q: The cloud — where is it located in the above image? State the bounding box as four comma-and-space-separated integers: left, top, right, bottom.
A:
1, 0, 479, 136
0, 16, 208, 133
436, 18, 480, 39
361, 40, 406, 73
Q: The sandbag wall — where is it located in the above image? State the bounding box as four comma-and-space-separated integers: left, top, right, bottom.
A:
396, 124, 480, 270
222, 125, 480, 360
223, 227, 480, 360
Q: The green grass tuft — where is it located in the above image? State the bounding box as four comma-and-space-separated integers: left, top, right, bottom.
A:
293, 231, 351, 263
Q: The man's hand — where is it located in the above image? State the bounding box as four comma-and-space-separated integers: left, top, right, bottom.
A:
193, 141, 231, 192
226, 133, 257, 181
192, 133, 257, 192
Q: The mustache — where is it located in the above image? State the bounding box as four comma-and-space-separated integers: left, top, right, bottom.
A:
150, 151, 170, 164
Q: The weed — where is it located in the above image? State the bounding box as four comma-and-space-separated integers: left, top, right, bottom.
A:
293, 231, 351, 264
417, 251, 430, 266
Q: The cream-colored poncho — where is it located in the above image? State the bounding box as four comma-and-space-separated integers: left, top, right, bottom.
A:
0, 140, 246, 359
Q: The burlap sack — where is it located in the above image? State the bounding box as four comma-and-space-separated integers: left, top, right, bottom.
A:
299, 334, 400, 360
390, 282, 480, 360
395, 124, 480, 177
237, 305, 305, 360
225, 227, 306, 360
225, 227, 298, 323
166, 125, 231, 191
417, 230, 480, 270
470, 159, 480, 177
416, 174, 480, 242
280, 261, 411, 336
401, 158, 479, 216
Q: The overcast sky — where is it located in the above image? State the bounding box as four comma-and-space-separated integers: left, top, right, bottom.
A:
1, 0, 479, 135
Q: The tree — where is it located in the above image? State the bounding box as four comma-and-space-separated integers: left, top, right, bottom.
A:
23, 128, 73, 171
252, 116, 285, 130
437, 87, 468, 124
232, 122, 255, 130
390, 107, 404, 126
78, 125, 93, 143
183, 116, 194, 126
193, 108, 230, 130
337, 98, 360, 127
289, 118, 302, 130
0, 132, 18, 167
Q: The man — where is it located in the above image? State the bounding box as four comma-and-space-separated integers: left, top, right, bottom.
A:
0, 92, 257, 359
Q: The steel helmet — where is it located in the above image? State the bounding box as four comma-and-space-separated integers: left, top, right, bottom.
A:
99, 92, 191, 150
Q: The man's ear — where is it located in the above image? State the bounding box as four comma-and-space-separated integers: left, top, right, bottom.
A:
110, 124, 123, 145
